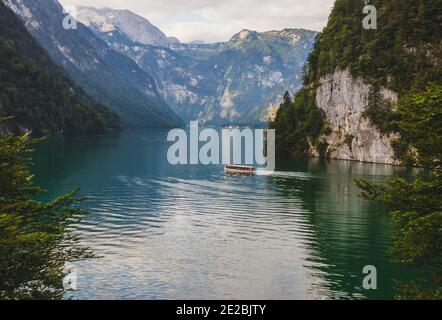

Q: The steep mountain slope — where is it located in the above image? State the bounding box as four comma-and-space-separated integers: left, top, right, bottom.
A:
271, 0, 442, 164
4, 0, 183, 128
0, 1, 120, 134
77, 6, 179, 46
75, 6, 317, 125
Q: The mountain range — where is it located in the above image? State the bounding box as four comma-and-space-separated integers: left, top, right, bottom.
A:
2, 0, 316, 128
76, 6, 317, 125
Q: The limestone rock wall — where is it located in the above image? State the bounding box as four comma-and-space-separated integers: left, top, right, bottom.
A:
312, 69, 400, 165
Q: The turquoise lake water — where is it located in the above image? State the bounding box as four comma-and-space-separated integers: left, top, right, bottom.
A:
32, 130, 420, 300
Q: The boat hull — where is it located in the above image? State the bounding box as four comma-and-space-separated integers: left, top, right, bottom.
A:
224, 166, 256, 175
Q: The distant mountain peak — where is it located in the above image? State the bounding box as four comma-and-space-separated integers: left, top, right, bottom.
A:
167, 36, 180, 44
229, 28, 315, 45
230, 29, 258, 42
72, 9, 317, 125
188, 40, 206, 45
76, 6, 180, 47
5, 0, 183, 128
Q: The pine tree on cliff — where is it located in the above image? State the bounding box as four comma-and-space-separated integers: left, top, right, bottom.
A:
271, 0, 441, 157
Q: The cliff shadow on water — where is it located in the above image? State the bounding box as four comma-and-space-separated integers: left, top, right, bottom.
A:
270, 157, 424, 299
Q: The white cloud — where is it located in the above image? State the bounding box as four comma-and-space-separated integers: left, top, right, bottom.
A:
60, 0, 334, 43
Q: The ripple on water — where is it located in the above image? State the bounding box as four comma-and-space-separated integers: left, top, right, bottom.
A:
33, 133, 406, 299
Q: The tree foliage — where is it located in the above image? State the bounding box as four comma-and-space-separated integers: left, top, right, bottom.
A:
356, 85, 442, 299
269, 90, 326, 156
0, 127, 94, 299
272, 0, 442, 156
393, 84, 442, 167
306, 0, 442, 93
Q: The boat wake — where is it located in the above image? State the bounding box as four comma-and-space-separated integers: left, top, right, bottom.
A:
255, 169, 312, 179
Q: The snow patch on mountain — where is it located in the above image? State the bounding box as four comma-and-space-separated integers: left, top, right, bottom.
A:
76, 6, 179, 46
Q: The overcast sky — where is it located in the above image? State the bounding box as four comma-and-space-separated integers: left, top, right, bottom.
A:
60, 0, 335, 43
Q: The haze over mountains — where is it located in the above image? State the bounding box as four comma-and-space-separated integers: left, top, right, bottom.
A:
77, 6, 317, 124
4, 0, 183, 128
3, 0, 316, 127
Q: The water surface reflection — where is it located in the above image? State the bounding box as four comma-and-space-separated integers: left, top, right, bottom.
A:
32, 130, 416, 299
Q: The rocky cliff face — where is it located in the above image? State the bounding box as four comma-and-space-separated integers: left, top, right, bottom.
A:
311, 69, 399, 164
271, 0, 441, 165
162, 28, 316, 125
76, 6, 179, 47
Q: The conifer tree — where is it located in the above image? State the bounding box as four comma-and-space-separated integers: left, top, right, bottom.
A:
0, 123, 94, 299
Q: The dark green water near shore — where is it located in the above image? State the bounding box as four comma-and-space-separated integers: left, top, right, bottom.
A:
32, 130, 420, 299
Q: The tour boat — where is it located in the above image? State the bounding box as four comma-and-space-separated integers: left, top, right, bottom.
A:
224, 165, 256, 175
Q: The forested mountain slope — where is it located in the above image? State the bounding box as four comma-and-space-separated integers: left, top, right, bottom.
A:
271, 0, 442, 164
0, 2, 120, 134
4, 0, 183, 128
